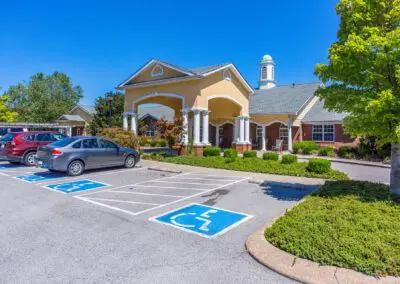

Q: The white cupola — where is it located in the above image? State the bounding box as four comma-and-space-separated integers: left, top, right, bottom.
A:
259, 54, 276, 89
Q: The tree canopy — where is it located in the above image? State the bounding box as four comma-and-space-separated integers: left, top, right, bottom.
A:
3, 72, 83, 123
315, 0, 400, 145
88, 91, 124, 136
0, 95, 18, 122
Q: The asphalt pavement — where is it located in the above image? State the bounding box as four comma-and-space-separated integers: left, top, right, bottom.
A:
0, 161, 312, 283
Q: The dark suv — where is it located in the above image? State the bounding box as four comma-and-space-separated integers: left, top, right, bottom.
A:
0, 131, 66, 166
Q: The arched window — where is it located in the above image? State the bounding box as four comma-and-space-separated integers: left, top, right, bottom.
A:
261, 65, 267, 80
151, 64, 164, 77
279, 124, 288, 145
222, 69, 232, 80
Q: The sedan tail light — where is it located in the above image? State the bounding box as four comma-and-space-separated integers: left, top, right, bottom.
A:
11, 137, 20, 146
51, 149, 63, 156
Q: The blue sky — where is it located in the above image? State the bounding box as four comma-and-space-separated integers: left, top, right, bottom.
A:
1, 0, 339, 105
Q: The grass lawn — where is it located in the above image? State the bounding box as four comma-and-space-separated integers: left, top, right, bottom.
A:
158, 156, 348, 180
265, 181, 400, 277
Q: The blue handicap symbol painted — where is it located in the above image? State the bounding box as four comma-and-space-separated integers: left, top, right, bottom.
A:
16, 172, 65, 182
153, 204, 252, 237
45, 180, 108, 193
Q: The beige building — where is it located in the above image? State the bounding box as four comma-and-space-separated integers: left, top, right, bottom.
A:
117, 56, 354, 155
57, 104, 96, 136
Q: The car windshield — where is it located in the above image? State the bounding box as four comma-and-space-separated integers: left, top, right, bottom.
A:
1, 133, 16, 142
50, 137, 79, 148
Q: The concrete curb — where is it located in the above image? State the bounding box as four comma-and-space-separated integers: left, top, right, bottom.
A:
297, 155, 390, 169
246, 214, 399, 284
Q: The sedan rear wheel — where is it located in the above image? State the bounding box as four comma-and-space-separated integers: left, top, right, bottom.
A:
124, 155, 136, 168
67, 160, 84, 176
24, 151, 36, 166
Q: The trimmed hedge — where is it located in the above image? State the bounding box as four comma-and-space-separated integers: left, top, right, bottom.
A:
338, 146, 354, 158
203, 147, 221, 157
263, 152, 279, 161
224, 149, 238, 159
293, 141, 319, 154
243, 150, 257, 158
159, 156, 347, 179
307, 158, 331, 174
281, 154, 297, 164
319, 146, 335, 156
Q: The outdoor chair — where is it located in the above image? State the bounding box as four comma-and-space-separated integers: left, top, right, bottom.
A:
272, 139, 283, 153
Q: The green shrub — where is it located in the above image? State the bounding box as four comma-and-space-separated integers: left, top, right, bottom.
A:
343, 152, 356, 159
243, 150, 257, 158
139, 150, 144, 155
101, 128, 138, 148
281, 154, 297, 164
157, 139, 167, 147
327, 151, 336, 158
263, 152, 279, 161
293, 141, 319, 154
319, 146, 335, 156
158, 151, 167, 157
150, 140, 157, 147
307, 158, 331, 173
338, 146, 354, 158
203, 147, 221, 157
224, 149, 238, 159
356, 146, 370, 158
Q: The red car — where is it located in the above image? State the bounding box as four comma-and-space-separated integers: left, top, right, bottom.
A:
0, 131, 66, 166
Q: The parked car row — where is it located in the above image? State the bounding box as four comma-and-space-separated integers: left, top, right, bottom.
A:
0, 131, 140, 176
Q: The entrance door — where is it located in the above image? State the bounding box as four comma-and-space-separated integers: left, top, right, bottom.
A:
221, 124, 233, 148
209, 125, 216, 146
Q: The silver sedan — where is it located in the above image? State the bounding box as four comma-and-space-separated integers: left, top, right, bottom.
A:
35, 136, 140, 176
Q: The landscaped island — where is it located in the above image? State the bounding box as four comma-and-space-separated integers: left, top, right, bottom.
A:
265, 181, 400, 277
142, 148, 348, 180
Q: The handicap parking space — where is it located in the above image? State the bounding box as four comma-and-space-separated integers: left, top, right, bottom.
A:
74, 172, 250, 218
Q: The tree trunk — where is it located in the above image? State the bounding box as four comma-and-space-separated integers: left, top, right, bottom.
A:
390, 143, 400, 195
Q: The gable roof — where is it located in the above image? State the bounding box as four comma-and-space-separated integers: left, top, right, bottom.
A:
138, 105, 174, 121
302, 99, 348, 122
70, 104, 96, 116
249, 83, 321, 115
117, 59, 254, 94
58, 114, 85, 122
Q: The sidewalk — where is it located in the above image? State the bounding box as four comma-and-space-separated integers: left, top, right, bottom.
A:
141, 160, 326, 186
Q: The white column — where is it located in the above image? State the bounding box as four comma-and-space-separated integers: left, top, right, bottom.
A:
181, 110, 189, 145
216, 125, 220, 147
239, 116, 245, 143
67, 127, 72, 137
202, 110, 209, 145
245, 117, 250, 144
234, 117, 240, 143
193, 109, 201, 145
131, 113, 137, 134
123, 113, 129, 131
262, 125, 267, 151
288, 116, 293, 152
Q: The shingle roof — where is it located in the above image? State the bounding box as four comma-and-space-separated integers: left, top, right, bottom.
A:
302, 99, 348, 122
249, 83, 321, 115
189, 64, 230, 75
79, 105, 96, 115
59, 115, 85, 122
138, 105, 174, 121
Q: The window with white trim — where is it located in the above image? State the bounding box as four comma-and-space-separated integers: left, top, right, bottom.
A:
312, 124, 334, 142
146, 127, 155, 137
222, 69, 232, 80
151, 65, 164, 77
279, 125, 288, 144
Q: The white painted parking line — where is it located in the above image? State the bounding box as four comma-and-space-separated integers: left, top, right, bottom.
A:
111, 191, 187, 198
132, 184, 210, 191
35, 167, 147, 185
163, 176, 238, 182
150, 180, 221, 186
80, 197, 162, 206
182, 173, 246, 180
74, 173, 250, 217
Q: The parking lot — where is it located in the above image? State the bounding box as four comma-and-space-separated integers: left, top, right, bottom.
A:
0, 161, 314, 283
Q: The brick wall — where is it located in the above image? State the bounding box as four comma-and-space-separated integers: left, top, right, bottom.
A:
302, 123, 357, 148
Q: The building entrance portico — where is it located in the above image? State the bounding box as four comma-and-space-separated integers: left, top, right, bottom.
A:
117, 59, 254, 155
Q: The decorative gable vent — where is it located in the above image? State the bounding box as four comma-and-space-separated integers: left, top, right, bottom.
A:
222, 69, 232, 81
151, 64, 164, 77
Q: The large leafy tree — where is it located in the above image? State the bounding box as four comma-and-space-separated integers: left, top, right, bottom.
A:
315, 0, 400, 194
88, 91, 124, 136
3, 72, 83, 123
0, 95, 18, 122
